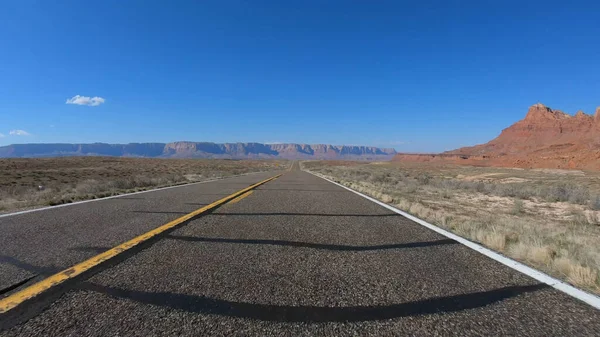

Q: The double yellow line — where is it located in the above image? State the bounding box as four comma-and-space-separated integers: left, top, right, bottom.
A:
0, 174, 281, 314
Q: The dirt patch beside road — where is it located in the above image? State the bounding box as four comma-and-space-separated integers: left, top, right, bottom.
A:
0, 157, 285, 213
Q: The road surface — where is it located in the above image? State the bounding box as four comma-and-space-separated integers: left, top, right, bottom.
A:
1, 165, 599, 335
0, 171, 277, 292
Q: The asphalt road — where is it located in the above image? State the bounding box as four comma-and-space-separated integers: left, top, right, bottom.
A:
2, 166, 600, 335
0, 172, 277, 292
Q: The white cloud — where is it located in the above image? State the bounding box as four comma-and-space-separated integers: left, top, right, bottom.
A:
0, 133, 5, 138
66, 95, 106, 106
9, 130, 31, 136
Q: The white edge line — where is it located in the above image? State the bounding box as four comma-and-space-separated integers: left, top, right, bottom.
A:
0, 171, 274, 219
305, 170, 600, 310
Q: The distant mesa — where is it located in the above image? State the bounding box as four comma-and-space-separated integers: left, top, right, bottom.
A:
393, 103, 600, 170
0, 142, 397, 160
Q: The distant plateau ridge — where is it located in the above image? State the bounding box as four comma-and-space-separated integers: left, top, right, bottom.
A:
0, 142, 397, 160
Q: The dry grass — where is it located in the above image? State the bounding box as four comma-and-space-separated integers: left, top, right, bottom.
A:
302, 160, 600, 294
0, 157, 285, 213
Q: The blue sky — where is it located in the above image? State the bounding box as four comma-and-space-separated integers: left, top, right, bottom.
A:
1, 1, 599, 152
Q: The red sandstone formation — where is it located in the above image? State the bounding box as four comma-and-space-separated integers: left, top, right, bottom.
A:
393, 103, 600, 170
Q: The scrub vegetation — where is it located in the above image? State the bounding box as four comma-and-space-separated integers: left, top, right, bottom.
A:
0, 157, 285, 213
302, 160, 600, 294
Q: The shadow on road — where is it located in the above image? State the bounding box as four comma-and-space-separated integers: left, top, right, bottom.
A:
254, 189, 347, 192
262, 183, 328, 186
131, 211, 191, 215
208, 212, 398, 217
69, 246, 112, 254
166, 235, 458, 251
78, 282, 549, 322
0, 256, 62, 295
113, 197, 147, 200
0, 255, 61, 275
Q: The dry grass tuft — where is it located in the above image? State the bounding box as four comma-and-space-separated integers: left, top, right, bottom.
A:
483, 229, 506, 251
567, 264, 599, 288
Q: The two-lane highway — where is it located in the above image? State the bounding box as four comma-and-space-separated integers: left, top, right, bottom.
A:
1, 167, 600, 335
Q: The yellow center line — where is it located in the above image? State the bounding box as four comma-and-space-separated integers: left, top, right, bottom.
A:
228, 190, 253, 204
0, 173, 282, 314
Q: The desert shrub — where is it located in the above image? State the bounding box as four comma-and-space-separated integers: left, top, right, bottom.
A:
368, 172, 389, 184
472, 181, 487, 193
493, 183, 532, 199
110, 178, 136, 190
511, 199, 525, 215
538, 182, 588, 204
548, 184, 570, 202
416, 173, 431, 185
567, 186, 590, 204
435, 178, 460, 190
589, 195, 600, 211
75, 180, 103, 194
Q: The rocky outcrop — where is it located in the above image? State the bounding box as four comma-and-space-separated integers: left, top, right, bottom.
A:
394, 103, 600, 170
0, 142, 397, 160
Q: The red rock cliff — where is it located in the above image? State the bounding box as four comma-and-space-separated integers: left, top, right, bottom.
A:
394, 103, 600, 170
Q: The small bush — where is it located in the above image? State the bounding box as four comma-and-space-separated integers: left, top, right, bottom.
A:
589, 195, 600, 211
550, 184, 570, 202
511, 199, 525, 215
368, 172, 388, 184
495, 184, 527, 199
539, 182, 589, 204
416, 173, 431, 185
474, 182, 486, 193
568, 187, 590, 204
